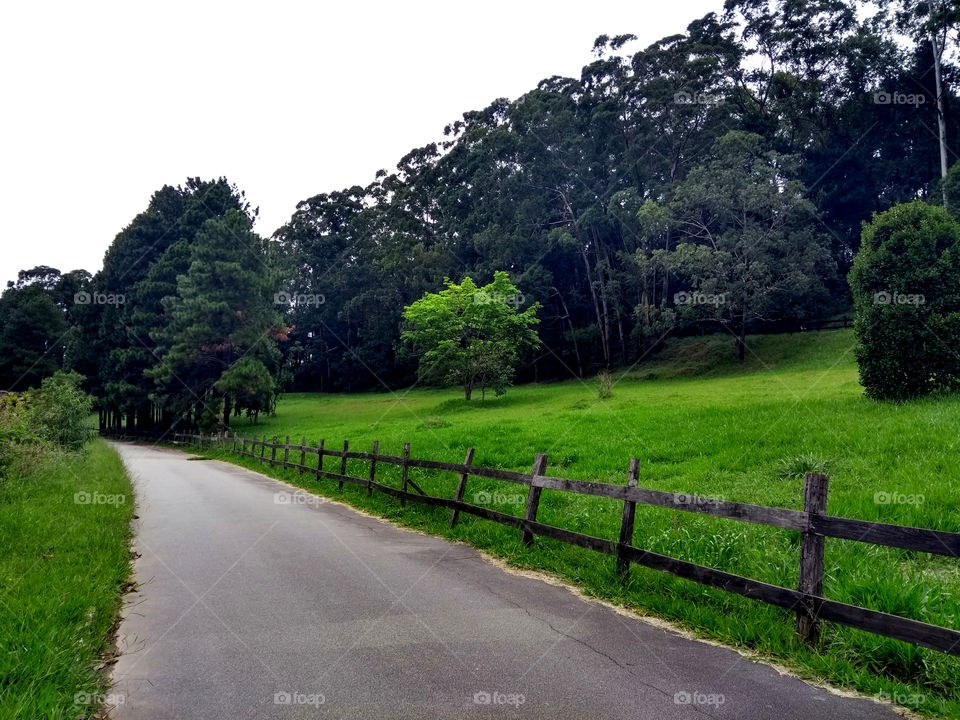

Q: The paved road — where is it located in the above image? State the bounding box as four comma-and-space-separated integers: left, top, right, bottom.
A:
108, 442, 899, 720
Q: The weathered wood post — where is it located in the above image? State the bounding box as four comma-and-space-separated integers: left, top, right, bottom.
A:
400, 443, 411, 507
241, 437, 246, 455
450, 448, 475, 527
299, 436, 306, 473
260, 435, 267, 462
283, 435, 290, 468
338, 440, 349, 490
367, 441, 379, 495
316, 439, 324, 480
796, 472, 829, 645
617, 458, 641, 577
521, 453, 549, 546
271, 437, 278, 465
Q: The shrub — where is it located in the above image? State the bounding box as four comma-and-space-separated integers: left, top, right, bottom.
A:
848, 202, 960, 401
23, 371, 95, 450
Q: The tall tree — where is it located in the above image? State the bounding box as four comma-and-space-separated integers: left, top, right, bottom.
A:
639, 131, 835, 359
148, 210, 284, 430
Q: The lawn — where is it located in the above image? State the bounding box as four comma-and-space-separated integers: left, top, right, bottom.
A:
210, 329, 960, 717
0, 440, 134, 720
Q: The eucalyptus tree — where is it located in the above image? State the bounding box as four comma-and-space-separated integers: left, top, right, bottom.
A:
639, 132, 835, 359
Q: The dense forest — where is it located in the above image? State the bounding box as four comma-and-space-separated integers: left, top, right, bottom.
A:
2, 0, 959, 433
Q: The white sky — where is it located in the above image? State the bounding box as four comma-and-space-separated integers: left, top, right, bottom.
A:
0, 0, 719, 287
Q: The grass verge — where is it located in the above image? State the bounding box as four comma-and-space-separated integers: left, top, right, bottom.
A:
0, 440, 134, 720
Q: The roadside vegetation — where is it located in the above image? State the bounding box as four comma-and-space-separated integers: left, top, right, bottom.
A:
202, 329, 960, 718
0, 374, 133, 720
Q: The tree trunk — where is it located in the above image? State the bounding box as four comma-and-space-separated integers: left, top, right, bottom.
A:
222, 394, 232, 430
554, 288, 582, 377
579, 244, 609, 367
929, 19, 949, 209
662, 228, 671, 301
735, 314, 747, 362
464, 384, 472, 401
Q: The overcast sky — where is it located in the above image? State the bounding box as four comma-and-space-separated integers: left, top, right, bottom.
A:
1, 0, 720, 287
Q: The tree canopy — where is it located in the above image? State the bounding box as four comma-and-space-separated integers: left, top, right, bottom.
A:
3, 0, 959, 418
401, 272, 541, 400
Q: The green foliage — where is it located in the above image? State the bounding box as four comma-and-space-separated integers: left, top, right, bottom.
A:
148, 209, 284, 430
849, 201, 960, 401
401, 272, 541, 400
23, 371, 95, 451
0, 284, 68, 391
640, 131, 836, 359
215, 356, 277, 423
0, 441, 133, 718
938, 159, 960, 221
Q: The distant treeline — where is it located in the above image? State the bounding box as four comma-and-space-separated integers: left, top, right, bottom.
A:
1, 0, 958, 431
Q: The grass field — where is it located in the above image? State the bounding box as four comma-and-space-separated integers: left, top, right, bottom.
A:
0, 440, 133, 720
207, 329, 960, 717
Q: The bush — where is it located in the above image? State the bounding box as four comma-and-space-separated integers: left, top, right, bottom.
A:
848, 201, 960, 400
23, 371, 95, 450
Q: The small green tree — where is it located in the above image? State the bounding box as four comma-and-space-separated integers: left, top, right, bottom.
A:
215, 356, 276, 423
401, 272, 540, 400
848, 201, 960, 401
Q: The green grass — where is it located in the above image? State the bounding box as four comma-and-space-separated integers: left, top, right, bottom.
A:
0, 440, 134, 720
206, 329, 960, 717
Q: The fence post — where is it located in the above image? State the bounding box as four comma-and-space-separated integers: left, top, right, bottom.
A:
316, 439, 324, 480
338, 440, 349, 490
450, 448, 475, 527
260, 435, 266, 462
521, 453, 549, 546
271, 437, 278, 465
796, 472, 829, 645
400, 443, 410, 507
241, 437, 246, 455
232, 435, 237, 453
283, 435, 290, 468
299, 436, 306, 473
617, 458, 640, 577
367, 440, 379, 495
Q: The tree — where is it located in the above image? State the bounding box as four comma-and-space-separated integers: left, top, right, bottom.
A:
848, 201, 960, 400
639, 131, 835, 359
215, 356, 277, 423
893, 0, 960, 209
90, 177, 257, 433
148, 210, 284, 431
401, 272, 540, 400
0, 283, 68, 391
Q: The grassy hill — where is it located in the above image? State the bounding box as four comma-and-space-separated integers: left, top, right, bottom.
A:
216, 329, 960, 717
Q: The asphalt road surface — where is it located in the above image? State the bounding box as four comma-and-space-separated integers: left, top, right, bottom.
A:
108, 442, 901, 720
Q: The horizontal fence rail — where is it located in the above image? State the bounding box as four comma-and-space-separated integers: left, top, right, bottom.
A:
103, 429, 960, 656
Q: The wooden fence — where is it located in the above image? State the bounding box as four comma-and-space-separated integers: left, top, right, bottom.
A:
105, 429, 960, 656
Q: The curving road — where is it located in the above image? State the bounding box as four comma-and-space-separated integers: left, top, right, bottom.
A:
108, 442, 900, 719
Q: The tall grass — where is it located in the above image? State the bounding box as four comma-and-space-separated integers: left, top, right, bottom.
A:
0, 440, 133, 720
